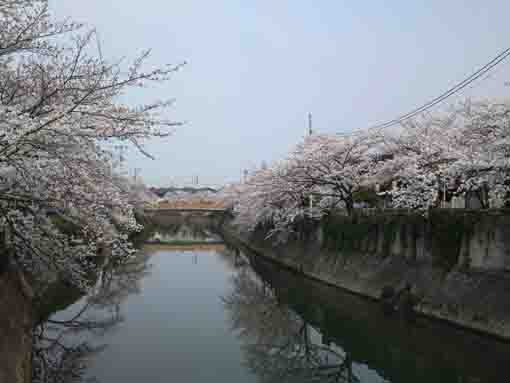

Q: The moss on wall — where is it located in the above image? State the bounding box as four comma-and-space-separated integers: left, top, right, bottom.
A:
319, 210, 503, 270
223, 209, 510, 339
322, 214, 376, 256
427, 210, 477, 269
322, 212, 418, 258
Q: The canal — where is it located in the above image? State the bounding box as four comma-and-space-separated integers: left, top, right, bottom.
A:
37, 218, 510, 382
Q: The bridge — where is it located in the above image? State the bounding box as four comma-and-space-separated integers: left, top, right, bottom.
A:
144, 207, 227, 216
145, 207, 226, 212
143, 207, 229, 227
142, 207, 229, 240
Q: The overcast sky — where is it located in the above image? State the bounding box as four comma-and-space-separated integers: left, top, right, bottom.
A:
50, 1, 510, 187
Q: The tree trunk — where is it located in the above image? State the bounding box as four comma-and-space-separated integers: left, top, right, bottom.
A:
0, 261, 33, 383
345, 197, 354, 216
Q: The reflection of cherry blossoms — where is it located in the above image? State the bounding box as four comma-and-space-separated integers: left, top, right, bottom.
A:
223, 269, 360, 383
32, 249, 152, 383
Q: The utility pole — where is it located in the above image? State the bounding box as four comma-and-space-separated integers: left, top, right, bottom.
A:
133, 168, 141, 184
308, 112, 313, 136
114, 144, 128, 177
443, 178, 446, 208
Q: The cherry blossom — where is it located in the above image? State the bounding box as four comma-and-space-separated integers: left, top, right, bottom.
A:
0, 0, 182, 289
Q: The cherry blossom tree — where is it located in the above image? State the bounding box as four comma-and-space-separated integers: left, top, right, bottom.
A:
284, 130, 384, 215
446, 99, 510, 208
376, 114, 457, 209
228, 130, 384, 235
227, 97, 510, 234
382, 99, 510, 209
0, 0, 183, 289
230, 163, 307, 235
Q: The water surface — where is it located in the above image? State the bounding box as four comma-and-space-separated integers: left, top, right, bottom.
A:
43, 222, 510, 383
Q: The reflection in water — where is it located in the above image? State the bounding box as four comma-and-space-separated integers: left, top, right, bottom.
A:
237, 254, 510, 383
34, 219, 510, 383
146, 219, 223, 244
32, 218, 224, 382
32, 251, 152, 383
216, 244, 250, 270
32, 310, 116, 383
144, 243, 227, 253
223, 267, 362, 383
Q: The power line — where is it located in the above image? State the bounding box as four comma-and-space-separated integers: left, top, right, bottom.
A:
368, 47, 510, 131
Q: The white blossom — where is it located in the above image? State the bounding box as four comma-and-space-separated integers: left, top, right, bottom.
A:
0, 0, 181, 290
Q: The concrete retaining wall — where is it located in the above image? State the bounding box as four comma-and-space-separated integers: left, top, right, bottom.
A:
221, 210, 510, 340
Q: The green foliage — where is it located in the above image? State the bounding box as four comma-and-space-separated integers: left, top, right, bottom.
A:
380, 219, 398, 257
322, 213, 376, 255
428, 210, 477, 270
353, 188, 380, 206
49, 214, 81, 236
258, 208, 497, 271
128, 212, 158, 247
34, 279, 84, 324
320, 210, 480, 268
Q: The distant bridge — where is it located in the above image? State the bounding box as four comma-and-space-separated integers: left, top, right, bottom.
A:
143, 207, 229, 220
144, 208, 227, 214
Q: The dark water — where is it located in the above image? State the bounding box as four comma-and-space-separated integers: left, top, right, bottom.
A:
41, 220, 510, 383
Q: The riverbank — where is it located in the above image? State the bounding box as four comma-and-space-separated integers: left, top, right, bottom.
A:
220, 209, 510, 340
247, 251, 510, 382
0, 262, 33, 383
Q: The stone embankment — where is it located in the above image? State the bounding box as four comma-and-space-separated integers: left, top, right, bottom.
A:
221, 209, 510, 340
